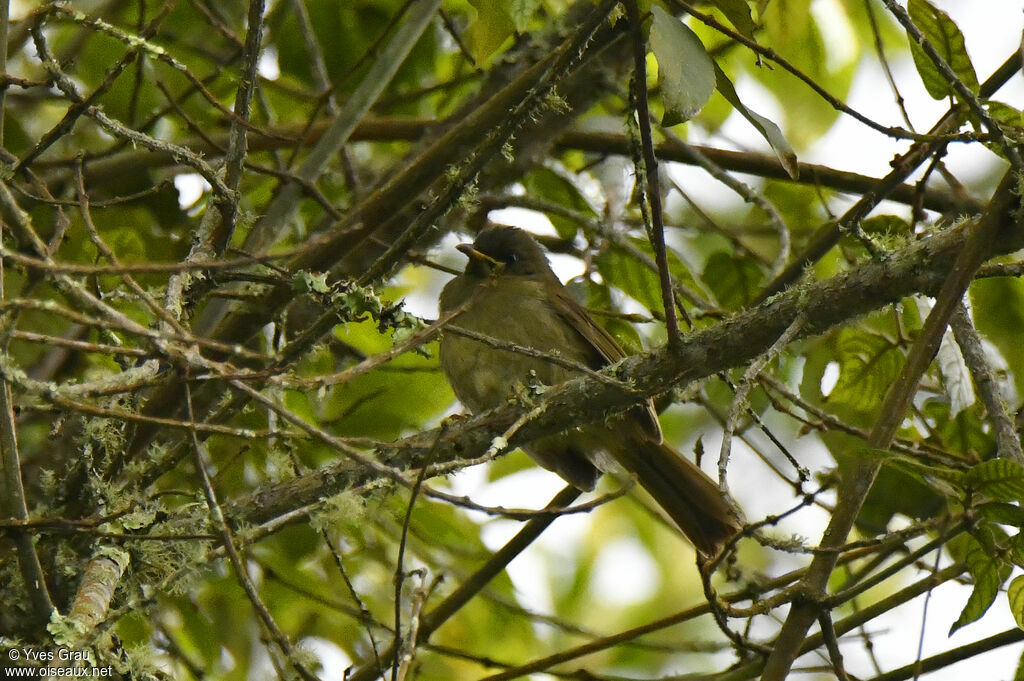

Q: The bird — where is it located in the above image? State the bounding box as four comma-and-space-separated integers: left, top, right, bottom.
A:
439, 225, 741, 556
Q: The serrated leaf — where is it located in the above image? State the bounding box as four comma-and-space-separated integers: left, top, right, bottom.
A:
650, 7, 716, 125
827, 329, 904, 416
1009, 575, 1024, 630
714, 63, 798, 177
906, 0, 979, 100
963, 459, 1024, 502
710, 0, 756, 38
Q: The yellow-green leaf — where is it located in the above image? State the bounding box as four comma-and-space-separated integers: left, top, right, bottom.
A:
701, 252, 763, 309
1009, 575, 1024, 630
827, 329, 904, 416
906, 0, 979, 100
714, 63, 798, 178
710, 0, 756, 39
949, 535, 1008, 634
468, 0, 515, 63
963, 459, 1024, 502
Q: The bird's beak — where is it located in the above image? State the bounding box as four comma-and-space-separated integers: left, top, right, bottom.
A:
456, 243, 501, 267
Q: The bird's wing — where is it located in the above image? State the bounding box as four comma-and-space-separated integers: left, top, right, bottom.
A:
548, 287, 663, 442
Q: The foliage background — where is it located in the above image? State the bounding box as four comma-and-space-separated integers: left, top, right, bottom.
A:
1, 0, 1024, 679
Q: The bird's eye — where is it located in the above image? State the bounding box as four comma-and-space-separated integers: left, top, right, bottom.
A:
507, 253, 519, 264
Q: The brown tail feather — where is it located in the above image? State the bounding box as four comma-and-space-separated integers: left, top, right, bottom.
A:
615, 442, 741, 556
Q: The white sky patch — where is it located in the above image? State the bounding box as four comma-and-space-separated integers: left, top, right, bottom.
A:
548, 251, 586, 283
257, 45, 280, 80
299, 638, 352, 681
502, 547, 556, 620
820, 361, 840, 397
588, 536, 661, 606
474, 469, 591, 622
810, 0, 858, 72
488, 206, 557, 235
174, 173, 210, 212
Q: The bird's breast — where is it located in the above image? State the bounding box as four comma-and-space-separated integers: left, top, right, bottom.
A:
439, 277, 590, 413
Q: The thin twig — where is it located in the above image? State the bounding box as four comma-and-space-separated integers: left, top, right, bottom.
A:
626, 0, 681, 344
345, 485, 582, 681
185, 380, 322, 681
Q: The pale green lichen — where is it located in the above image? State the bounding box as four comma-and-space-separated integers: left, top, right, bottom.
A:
47, 610, 86, 647
292, 270, 331, 294
309, 491, 367, 534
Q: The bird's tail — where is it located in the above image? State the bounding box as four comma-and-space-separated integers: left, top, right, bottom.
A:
615, 442, 741, 556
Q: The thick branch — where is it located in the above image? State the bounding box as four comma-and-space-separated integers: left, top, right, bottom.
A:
233, 205, 1024, 526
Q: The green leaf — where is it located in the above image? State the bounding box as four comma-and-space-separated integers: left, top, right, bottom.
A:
522, 166, 596, 240
595, 237, 702, 316
846, 446, 961, 487
1011, 533, 1024, 568
468, 0, 515, 63
710, 0, 756, 39
1009, 575, 1024, 631
826, 329, 904, 416
963, 459, 1024, 502
508, 0, 541, 33
949, 534, 1009, 634
839, 445, 949, 532
970, 276, 1024, 397
906, 0, 979, 100
650, 7, 716, 126
977, 502, 1024, 529
920, 400, 993, 461
701, 251, 763, 309
757, 0, 856, 148
713, 63, 798, 178
986, 101, 1024, 131
953, 584, 1000, 631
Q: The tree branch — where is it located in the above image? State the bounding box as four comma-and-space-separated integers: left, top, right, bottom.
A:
232, 202, 1024, 527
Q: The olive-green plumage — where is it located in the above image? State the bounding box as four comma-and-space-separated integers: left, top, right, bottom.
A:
440, 226, 740, 555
